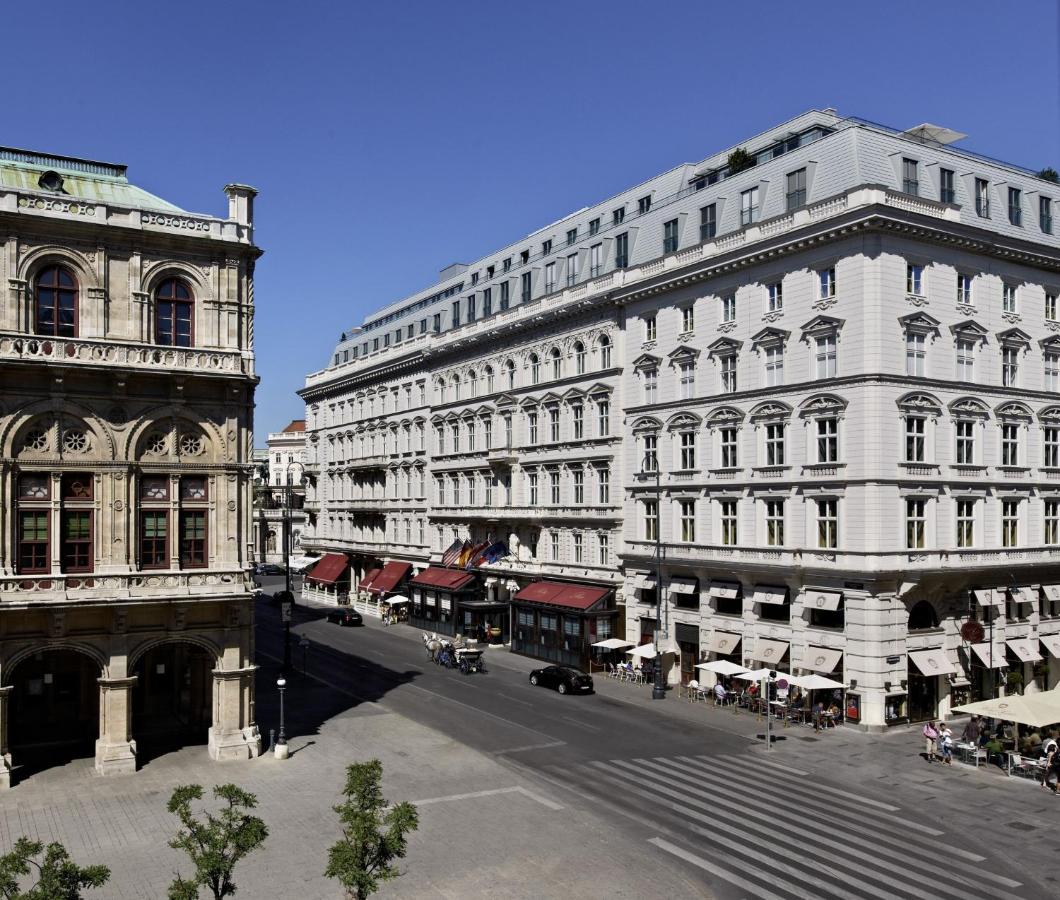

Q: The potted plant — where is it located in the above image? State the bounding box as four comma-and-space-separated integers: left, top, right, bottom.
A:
1006, 669, 1024, 694
1033, 660, 1049, 690
726, 148, 755, 176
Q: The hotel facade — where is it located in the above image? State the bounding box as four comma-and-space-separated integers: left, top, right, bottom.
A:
300, 110, 1060, 728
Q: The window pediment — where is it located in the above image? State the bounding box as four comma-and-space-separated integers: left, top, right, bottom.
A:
948, 397, 990, 418
1039, 405, 1060, 424
997, 327, 1031, 348
897, 392, 942, 415
707, 406, 745, 426
798, 393, 847, 417
995, 401, 1032, 421
1040, 336, 1060, 352
750, 327, 790, 348
667, 344, 701, 364
800, 315, 844, 338
562, 387, 586, 401
899, 312, 941, 335
586, 382, 614, 397
493, 393, 517, 408
666, 412, 702, 430
632, 353, 662, 371
749, 401, 793, 421
949, 319, 988, 343
707, 337, 742, 357
631, 415, 663, 433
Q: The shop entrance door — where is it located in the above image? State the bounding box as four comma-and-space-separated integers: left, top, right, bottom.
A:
907, 667, 938, 722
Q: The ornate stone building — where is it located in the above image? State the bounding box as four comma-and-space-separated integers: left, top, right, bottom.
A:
253, 420, 306, 566
0, 147, 261, 786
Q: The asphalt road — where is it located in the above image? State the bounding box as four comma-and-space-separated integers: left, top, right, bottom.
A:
253, 581, 1045, 900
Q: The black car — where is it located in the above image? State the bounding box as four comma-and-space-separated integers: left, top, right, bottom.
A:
529, 666, 594, 695
326, 608, 363, 627
256, 563, 286, 576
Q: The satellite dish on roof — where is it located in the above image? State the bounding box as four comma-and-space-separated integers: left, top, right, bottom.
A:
902, 123, 967, 146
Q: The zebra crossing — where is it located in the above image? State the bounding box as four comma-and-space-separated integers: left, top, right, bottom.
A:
541, 752, 1026, 900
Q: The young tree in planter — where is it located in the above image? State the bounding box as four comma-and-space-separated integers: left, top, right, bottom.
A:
166, 783, 268, 900
0, 837, 110, 899
726, 147, 755, 176
325, 759, 419, 900
1039, 167, 1059, 183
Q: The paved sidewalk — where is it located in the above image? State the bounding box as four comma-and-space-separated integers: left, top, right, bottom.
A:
0, 652, 703, 899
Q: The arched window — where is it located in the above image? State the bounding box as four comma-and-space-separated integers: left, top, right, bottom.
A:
530, 353, 541, 385
550, 347, 562, 380
505, 359, 516, 389
574, 341, 586, 374
908, 600, 939, 630
468, 370, 478, 396
451, 374, 461, 401
598, 334, 612, 369
35, 265, 78, 337
484, 365, 495, 393
155, 278, 194, 347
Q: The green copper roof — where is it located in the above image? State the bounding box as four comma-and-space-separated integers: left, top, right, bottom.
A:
0, 146, 185, 213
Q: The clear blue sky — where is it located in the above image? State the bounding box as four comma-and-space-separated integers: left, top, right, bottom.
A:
5, 1, 1059, 438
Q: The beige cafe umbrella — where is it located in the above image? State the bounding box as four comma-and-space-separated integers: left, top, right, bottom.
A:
952, 687, 1060, 729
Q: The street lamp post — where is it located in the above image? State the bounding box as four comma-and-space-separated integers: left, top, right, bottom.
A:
275, 675, 288, 759
643, 452, 666, 701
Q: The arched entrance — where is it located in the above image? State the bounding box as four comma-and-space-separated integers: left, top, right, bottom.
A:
8, 648, 102, 773
132, 642, 214, 761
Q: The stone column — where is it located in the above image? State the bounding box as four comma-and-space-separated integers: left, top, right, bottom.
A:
95, 676, 137, 776
0, 686, 12, 789
208, 666, 261, 761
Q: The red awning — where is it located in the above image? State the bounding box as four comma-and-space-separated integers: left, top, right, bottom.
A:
410, 567, 475, 591
513, 580, 611, 611
307, 553, 350, 585
358, 567, 381, 590
369, 561, 412, 594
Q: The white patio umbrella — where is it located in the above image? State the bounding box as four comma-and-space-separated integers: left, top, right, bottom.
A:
733, 668, 777, 681
592, 638, 636, 650
790, 674, 846, 691
952, 687, 1060, 728
695, 660, 750, 676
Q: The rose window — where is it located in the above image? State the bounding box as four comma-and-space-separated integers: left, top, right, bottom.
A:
23, 429, 49, 452
179, 433, 205, 456
61, 429, 89, 454
145, 432, 168, 455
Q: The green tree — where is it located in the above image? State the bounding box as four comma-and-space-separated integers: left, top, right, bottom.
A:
726, 147, 755, 176
1038, 167, 1059, 183
0, 837, 110, 899
166, 783, 268, 900
324, 760, 419, 900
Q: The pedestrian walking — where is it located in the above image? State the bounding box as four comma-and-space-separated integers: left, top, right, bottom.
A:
938, 724, 954, 765
922, 720, 939, 763
1042, 738, 1059, 793
960, 715, 980, 744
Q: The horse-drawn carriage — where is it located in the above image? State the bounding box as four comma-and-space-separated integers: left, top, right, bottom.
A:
423, 632, 486, 674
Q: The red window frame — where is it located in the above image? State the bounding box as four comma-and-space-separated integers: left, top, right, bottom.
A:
179, 510, 207, 568
155, 278, 194, 347
60, 509, 93, 573
18, 509, 50, 574
18, 473, 50, 500
34, 265, 78, 337
139, 510, 169, 569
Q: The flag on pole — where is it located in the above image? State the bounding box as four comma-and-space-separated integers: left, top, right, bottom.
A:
483, 541, 509, 564
454, 539, 475, 567
465, 542, 490, 569
440, 539, 463, 567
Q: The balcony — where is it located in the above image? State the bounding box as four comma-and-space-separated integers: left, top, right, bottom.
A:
431, 504, 621, 522
0, 333, 250, 377
488, 445, 519, 467
342, 455, 389, 471
0, 568, 250, 604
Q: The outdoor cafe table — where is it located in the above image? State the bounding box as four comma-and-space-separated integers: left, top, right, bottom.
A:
955, 742, 985, 768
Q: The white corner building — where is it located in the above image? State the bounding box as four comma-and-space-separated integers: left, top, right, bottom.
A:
300, 110, 1060, 728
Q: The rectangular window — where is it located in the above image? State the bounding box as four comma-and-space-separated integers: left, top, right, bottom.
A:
765, 345, 784, 387
549, 532, 559, 561
503, 257, 512, 273
818, 267, 836, 299
956, 339, 975, 381
1008, 187, 1022, 226
638, 195, 652, 215
817, 499, 838, 549
1047, 499, 1060, 545
140, 511, 169, 568
549, 471, 560, 504
1047, 353, 1060, 392
612, 207, 625, 226
549, 407, 560, 442
956, 499, 975, 548
644, 368, 658, 404
1045, 426, 1060, 467
682, 305, 695, 333
566, 253, 579, 286
679, 361, 695, 399
906, 498, 926, 549
765, 422, 785, 466
815, 335, 837, 378
906, 332, 926, 377
451, 300, 461, 328
1001, 422, 1019, 466
521, 249, 530, 265
765, 499, 784, 546
467, 295, 476, 322
905, 417, 925, 462
957, 273, 973, 305
939, 168, 955, 204
432, 313, 441, 332
644, 315, 657, 342
499, 281, 510, 310
906, 263, 924, 296
740, 187, 759, 225
720, 499, 738, 545
589, 217, 600, 236
179, 510, 207, 567
598, 466, 610, 503
679, 499, 696, 542
482, 287, 492, 316
590, 243, 602, 278
643, 433, 658, 472
663, 218, 679, 253
1002, 347, 1019, 387
542, 239, 552, 255
528, 472, 538, 505
700, 204, 717, 240
614, 232, 629, 269
597, 398, 610, 435
573, 470, 584, 504
720, 354, 737, 393
767, 281, 783, 311
902, 158, 919, 195
573, 532, 584, 563
1041, 196, 1054, 234
598, 533, 610, 566
1002, 284, 1017, 314
1048, 294, 1058, 322
572, 403, 583, 440
1002, 499, 1020, 547
786, 168, 807, 210
644, 499, 659, 541
817, 417, 838, 463
975, 178, 990, 217
679, 431, 696, 470
18, 510, 49, 573
722, 294, 736, 322
467, 475, 476, 506
720, 427, 738, 468
566, 227, 577, 246
521, 272, 532, 303
544, 262, 556, 294
955, 420, 975, 465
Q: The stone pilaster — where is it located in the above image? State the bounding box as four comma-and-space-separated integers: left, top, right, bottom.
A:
0, 685, 12, 789
95, 676, 137, 776
208, 666, 261, 761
